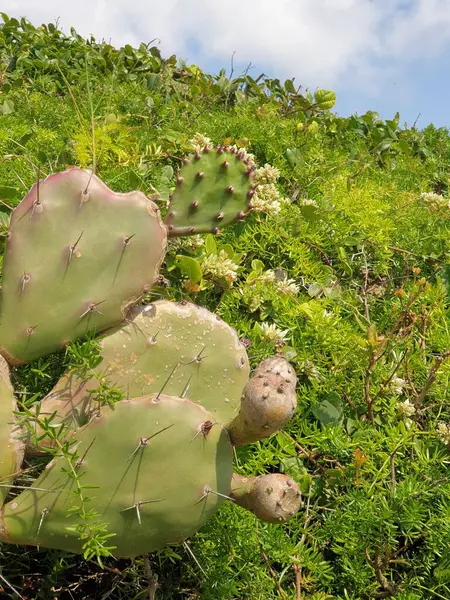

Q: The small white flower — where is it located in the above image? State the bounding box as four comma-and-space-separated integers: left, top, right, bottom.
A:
189, 133, 213, 152
201, 250, 239, 284
300, 198, 318, 207
298, 359, 322, 381
437, 422, 450, 445
276, 278, 300, 295
389, 376, 407, 396
258, 322, 290, 343
251, 183, 289, 215
397, 399, 416, 418
420, 191, 447, 211
258, 270, 277, 284
168, 235, 204, 251
254, 164, 280, 185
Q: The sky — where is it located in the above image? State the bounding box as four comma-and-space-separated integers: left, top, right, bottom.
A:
3, 0, 450, 128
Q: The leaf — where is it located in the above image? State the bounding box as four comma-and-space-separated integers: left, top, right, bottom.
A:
205, 234, 217, 254
0, 185, 17, 200
162, 165, 174, 180
312, 392, 343, 425
314, 89, 336, 110
251, 259, 265, 274
282, 346, 297, 361
284, 79, 297, 94
285, 147, 303, 169
308, 282, 322, 298
300, 203, 321, 222
1, 99, 15, 115
176, 255, 202, 284
438, 265, 450, 298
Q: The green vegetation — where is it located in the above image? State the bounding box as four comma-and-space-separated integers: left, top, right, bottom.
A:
1, 12, 450, 600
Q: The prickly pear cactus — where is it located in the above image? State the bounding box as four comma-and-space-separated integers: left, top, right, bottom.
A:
0, 168, 167, 364
32, 300, 250, 444
0, 394, 233, 557
164, 146, 255, 236
0, 356, 24, 504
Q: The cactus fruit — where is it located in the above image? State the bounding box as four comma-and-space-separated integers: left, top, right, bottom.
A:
0, 168, 167, 364
230, 473, 302, 523
0, 394, 233, 557
0, 356, 25, 503
30, 301, 250, 448
164, 147, 255, 236
226, 357, 298, 446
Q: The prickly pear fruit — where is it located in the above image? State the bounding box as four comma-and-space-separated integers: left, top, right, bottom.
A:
231, 473, 302, 523
0, 168, 167, 364
164, 146, 255, 236
0, 394, 233, 558
31, 300, 249, 448
0, 356, 24, 503
227, 357, 297, 446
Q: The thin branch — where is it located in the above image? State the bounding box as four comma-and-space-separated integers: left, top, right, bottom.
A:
416, 350, 450, 405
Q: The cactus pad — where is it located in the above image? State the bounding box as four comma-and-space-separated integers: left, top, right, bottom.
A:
0, 356, 24, 503
33, 300, 250, 444
0, 394, 233, 557
164, 147, 255, 236
0, 168, 167, 364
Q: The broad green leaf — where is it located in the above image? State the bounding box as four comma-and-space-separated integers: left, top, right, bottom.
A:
315, 89, 336, 110
176, 255, 202, 284
312, 392, 343, 425
205, 234, 217, 254
285, 147, 303, 169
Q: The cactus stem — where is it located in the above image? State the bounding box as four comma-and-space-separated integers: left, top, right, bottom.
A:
37, 507, 50, 535
226, 185, 234, 194
183, 346, 206, 366
79, 300, 106, 320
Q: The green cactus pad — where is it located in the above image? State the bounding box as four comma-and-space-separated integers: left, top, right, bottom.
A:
164, 147, 255, 236
0, 394, 233, 558
32, 300, 249, 444
0, 168, 167, 364
0, 356, 24, 503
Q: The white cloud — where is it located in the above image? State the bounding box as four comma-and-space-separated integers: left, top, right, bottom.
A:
3, 0, 450, 91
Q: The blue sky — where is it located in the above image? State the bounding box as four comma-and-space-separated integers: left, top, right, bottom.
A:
3, 0, 450, 128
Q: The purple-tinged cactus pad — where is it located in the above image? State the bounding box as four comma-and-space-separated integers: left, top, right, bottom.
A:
0, 168, 167, 364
